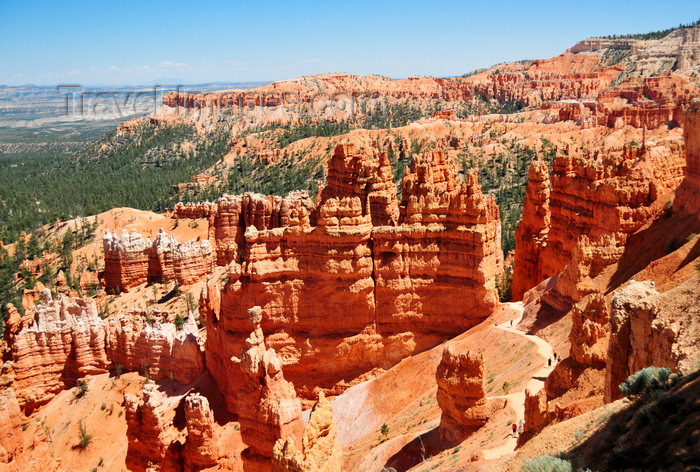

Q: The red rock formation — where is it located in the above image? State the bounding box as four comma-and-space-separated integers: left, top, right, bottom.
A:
605, 278, 700, 402
320, 142, 399, 226
124, 384, 183, 472
20, 281, 47, 313
102, 228, 214, 292
4, 296, 205, 412
205, 142, 501, 406
523, 388, 552, 437
2, 303, 22, 347
102, 229, 150, 291
184, 393, 223, 471
172, 201, 218, 219
546, 75, 697, 130
272, 392, 343, 472
568, 294, 610, 367
675, 100, 700, 217
374, 153, 501, 338
211, 192, 315, 265
436, 345, 506, 443
537, 294, 609, 421
237, 307, 304, 472
515, 139, 686, 304
512, 159, 550, 300
0, 388, 23, 465
108, 313, 206, 386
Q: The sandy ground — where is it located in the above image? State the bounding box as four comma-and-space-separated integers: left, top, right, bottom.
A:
482, 302, 554, 460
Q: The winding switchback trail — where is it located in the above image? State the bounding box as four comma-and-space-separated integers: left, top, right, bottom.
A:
482, 302, 554, 460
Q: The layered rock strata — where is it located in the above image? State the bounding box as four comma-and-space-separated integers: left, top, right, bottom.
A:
271, 391, 343, 472
237, 307, 304, 472
4, 296, 205, 412
209, 191, 315, 265
102, 228, 214, 292
513, 139, 686, 302
605, 279, 700, 402
204, 142, 502, 408
184, 393, 223, 471
436, 346, 506, 443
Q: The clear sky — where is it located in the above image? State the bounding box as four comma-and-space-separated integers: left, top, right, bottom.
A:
1, 0, 698, 86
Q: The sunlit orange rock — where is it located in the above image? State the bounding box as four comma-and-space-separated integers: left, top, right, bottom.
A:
124, 384, 182, 472
7, 296, 205, 412
436, 345, 506, 443
272, 391, 342, 472
237, 307, 304, 472
184, 393, 223, 471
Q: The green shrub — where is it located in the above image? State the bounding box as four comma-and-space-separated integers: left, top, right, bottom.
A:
380, 423, 390, 436
619, 367, 672, 398
76, 420, 92, 450
76, 379, 89, 397
522, 455, 572, 472
173, 313, 186, 330
502, 381, 512, 394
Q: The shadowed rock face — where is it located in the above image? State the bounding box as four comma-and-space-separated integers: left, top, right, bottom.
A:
203, 141, 502, 411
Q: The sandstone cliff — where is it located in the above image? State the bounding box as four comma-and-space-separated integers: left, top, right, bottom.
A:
605, 278, 700, 402
237, 307, 304, 472
203, 141, 502, 408
567, 25, 700, 77
102, 228, 214, 292
674, 100, 700, 217
511, 160, 550, 300
3, 295, 205, 412
436, 345, 506, 444
514, 138, 686, 306
271, 391, 343, 472
0, 388, 23, 465
183, 393, 223, 471
124, 384, 183, 472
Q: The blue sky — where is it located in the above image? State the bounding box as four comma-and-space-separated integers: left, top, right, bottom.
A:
1, 0, 698, 85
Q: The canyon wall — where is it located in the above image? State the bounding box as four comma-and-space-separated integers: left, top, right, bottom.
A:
513, 139, 686, 304
102, 229, 214, 292
674, 100, 700, 217
2, 294, 205, 412
605, 278, 700, 402
203, 141, 502, 409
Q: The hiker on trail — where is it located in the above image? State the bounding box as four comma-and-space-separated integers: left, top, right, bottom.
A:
512, 422, 517, 435
553, 352, 557, 359
557, 356, 561, 363
548, 358, 552, 367
518, 419, 525, 435
510, 320, 513, 326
